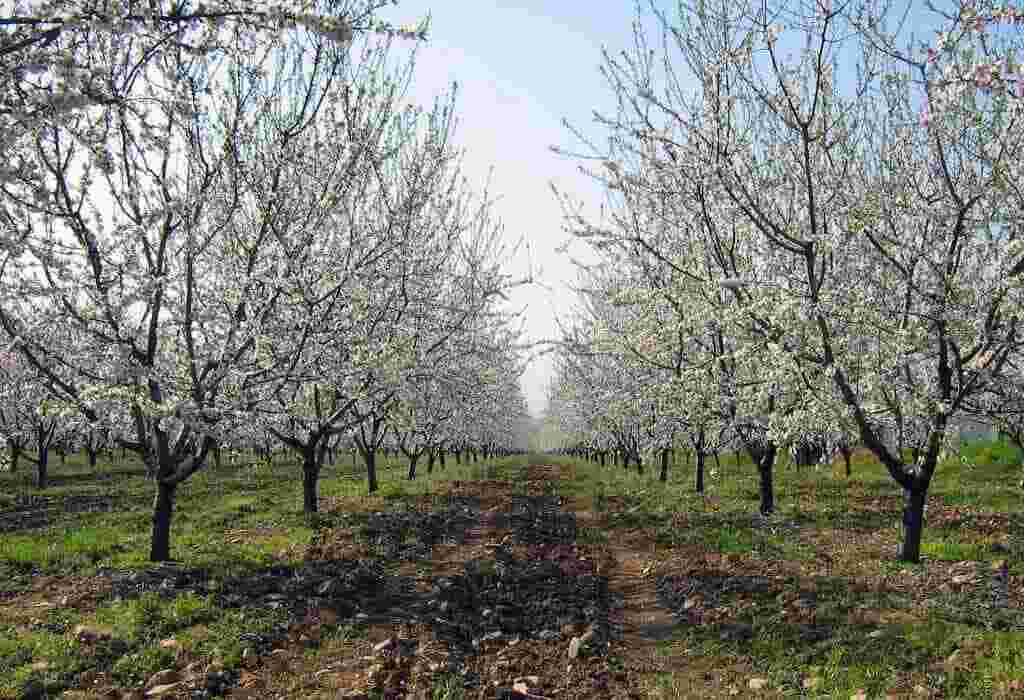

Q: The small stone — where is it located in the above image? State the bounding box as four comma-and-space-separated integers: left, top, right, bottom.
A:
158, 638, 179, 650
29, 660, 49, 672
803, 677, 820, 689
265, 650, 290, 674
748, 677, 769, 690
145, 683, 182, 698
560, 622, 582, 637
145, 669, 180, 689
867, 629, 885, 639
373, 637, 396, 654
241, 647, 258, 668
60, 595, 70, 606
74, 624, 113, 641
317, 607, 338, 625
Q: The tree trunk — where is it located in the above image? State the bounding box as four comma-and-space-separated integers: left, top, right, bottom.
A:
900, 485, 928, 563
150, 480, 177, 562
213, 446, 221, 470
427, 450, 436, 474
36, 447, 48, 489
755, 444, 777, 516
440, 450, 446, 469
302, 446, 322, 514
637, 452, 643, 475
407, 454, 419, 481
695, 449, 705, 494
659, 448, 669, 482
8, 444, 20, 472
87, 447, 98, 469
841, 445, 852, 477
360, 447, 379, 493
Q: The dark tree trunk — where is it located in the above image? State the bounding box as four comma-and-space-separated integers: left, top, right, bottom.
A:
427, 450, 436, 474
900, 485, 928, 562
755, 444, 777, 516
695, 449, 705, 494
407, 454, 419, 481
8, 444, 21, 472
212, 446, 221, 470
659, 448, 669, 483
87, 447, 98, 469
636, 452, 643, 475
150, 480, 177, 562
713, 451, 722, 471
36, 448, 48, 489
35, 423, 54, 489
841, 445, 852, 477
357, 446, 378, 493
440, 450, 446, 469
302, 446, 322, 514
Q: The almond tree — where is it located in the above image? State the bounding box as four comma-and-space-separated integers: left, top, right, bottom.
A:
0, 0, 425, 170
0, 1, 417, 561
580, 0, 1024, 561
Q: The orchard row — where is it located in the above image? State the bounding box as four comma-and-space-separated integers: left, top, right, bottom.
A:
0, 1, 532, 562
542, 0, 1024, 564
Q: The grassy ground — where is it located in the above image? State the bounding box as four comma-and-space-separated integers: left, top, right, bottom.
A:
0, 448, 518, 699
0, 440, 1022, 698
551, 440, 1024, 699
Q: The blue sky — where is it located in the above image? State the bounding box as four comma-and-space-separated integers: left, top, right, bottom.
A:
374, 1, 651, 417
371, 1, 956, 418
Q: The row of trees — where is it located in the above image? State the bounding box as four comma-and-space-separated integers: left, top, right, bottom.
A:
0, 0, 533, 561
545, 0, 1024, 563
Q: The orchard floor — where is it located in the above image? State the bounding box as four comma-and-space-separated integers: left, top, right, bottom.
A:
2, 448, 1024, 699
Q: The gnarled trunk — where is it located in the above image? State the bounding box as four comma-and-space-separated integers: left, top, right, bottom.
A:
900, 485, 927, 562
746, 440, 777, 516
302, 445, 322, 514
150, 480, 177, 562
36, 448, 48, 489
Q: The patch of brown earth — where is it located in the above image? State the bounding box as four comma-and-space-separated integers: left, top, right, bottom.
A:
0, 574, 113, 623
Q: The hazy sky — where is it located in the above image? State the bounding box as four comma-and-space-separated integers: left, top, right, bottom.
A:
374, 1, 653, 418
371, 1, 953, 418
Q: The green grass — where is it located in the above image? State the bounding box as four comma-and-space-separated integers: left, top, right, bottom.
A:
2, 439, 1023, 698
542, 437, 1024, 698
